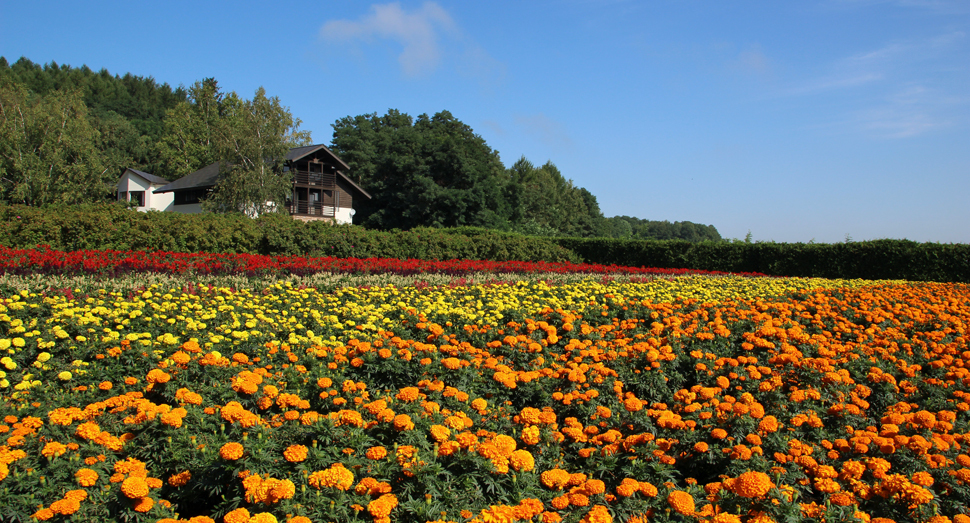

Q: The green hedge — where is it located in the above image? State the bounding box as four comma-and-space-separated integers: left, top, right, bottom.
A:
553, 237, 970, 282
2, 204, 968, 281
0, 204, 578, 262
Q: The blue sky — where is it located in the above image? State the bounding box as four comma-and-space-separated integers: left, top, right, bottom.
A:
2, 0, 968, 243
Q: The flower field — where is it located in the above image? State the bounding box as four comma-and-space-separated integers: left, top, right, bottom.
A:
1, 250, 969, 523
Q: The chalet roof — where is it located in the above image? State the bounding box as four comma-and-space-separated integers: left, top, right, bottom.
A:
152, 162, 221, 193
285, 143, 351, 171
152, 145, 371, 200
124, 168, 170, 186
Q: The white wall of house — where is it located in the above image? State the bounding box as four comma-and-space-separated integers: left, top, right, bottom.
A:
117, 172, 173, 212
334, 207, 355, 225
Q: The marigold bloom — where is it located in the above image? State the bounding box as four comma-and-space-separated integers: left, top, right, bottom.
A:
667, 490, 695, 515
541, 468, 571, 489
393, 414, 415, 431
75, 468, 99, 487
731, 471, 774, 498
510, 449, 535, 472
308, 464, 355, 491
121, 476, 150, 499
223, 508, 251, 523
283, 444, 308, 463
220, 442, 245, 461
41, 441, 68, 458
367, 446, 388, 460
132, 497, 154, 513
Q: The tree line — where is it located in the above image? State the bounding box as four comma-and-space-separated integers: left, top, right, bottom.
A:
0, 56, 721, 241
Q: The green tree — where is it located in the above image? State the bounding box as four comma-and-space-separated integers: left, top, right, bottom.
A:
155, 78, 224, 179
0, 82, 110, 206
202, 87, 311, 216
331, 109, 513, 229
507, 157, 607, 237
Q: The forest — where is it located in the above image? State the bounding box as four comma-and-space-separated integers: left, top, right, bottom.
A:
0, 56, 720, 241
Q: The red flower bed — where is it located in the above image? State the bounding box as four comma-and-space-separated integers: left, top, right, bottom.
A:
0, 245, 767, 278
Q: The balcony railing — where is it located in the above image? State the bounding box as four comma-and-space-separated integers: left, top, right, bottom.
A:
289, 201, 336, 218
292, 170, 336, 186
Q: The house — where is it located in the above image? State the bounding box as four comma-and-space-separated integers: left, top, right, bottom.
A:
147, 144, 370, 224
116, 168, 174, 212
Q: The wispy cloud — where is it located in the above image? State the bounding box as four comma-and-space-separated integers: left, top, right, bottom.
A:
514, 113, 574, 149
319, 2, 504, 84
785, 31, 967, 137
728, 44, 771, 75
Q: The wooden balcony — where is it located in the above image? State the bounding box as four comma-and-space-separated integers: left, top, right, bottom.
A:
292, 170, 337, 187
288, 201, 336, 218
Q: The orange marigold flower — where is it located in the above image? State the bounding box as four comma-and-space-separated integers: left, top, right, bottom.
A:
368, 493, 399, 518
132, 497, 154, 513
121, 476, 150, 499
393, 414, 415, 431
711, 428, 728, 440
541, 468, 571, 490
220, 442, 245, 461
471, 398, 488, 412
396, 387, 420, 402
710, 513, 742, 523
75, 468, 99, 487
522, 425, 541, 445
581, 505, 612, 523
366, 446, 388, 460
168, 470, 191, 487
283, 444, 308, 463
731, 471, 774, 498
308, 463, 355, 491
510, 449, 535, 472
146, 369, 171, 384
667, 490, 695, 515
41, 441, 68, 458
223, 508, 251, 523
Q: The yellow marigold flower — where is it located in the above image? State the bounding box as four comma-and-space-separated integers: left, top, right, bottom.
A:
731, 471, 774, 498
667, 490, 695, 515
121, 476, 150, 499
510, 449, 535, 472
220, 442, 245, 461
283, 444, 308, 463
75, 468, 99, 487
57, 371, 72, 381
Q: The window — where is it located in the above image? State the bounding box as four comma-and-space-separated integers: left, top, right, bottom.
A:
174, 189, 209, 205
118, 191, 127, 202
129, 191, 145, 207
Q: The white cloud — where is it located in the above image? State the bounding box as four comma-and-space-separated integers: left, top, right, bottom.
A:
319, 2, 503, 83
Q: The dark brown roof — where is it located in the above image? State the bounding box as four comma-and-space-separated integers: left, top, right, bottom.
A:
285, 143, 351, 171
152, 162, 221, 193
124, 168, 170, 186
